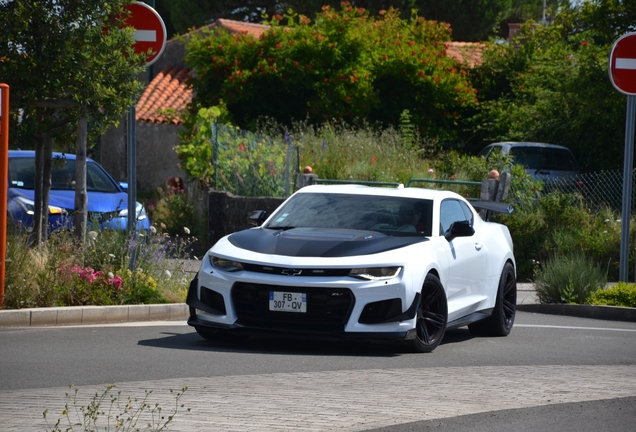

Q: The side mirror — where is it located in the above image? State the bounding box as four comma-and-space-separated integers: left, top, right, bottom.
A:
445, 221, 474, 242
119, 182, 128, 192
247, 210, 268, 227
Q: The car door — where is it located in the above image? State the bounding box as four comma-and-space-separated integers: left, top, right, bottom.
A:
439, 199, 488, 321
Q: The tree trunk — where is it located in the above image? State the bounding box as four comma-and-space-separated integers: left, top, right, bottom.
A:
73, 112, 88, 241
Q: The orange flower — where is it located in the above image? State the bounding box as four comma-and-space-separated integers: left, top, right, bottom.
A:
371, 157, 377, 165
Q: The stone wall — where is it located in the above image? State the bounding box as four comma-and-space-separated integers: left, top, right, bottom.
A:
208, 190, 285, 247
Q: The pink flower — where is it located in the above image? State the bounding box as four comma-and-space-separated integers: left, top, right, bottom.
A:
108, 276, 123, 290
428, 168, 434, 174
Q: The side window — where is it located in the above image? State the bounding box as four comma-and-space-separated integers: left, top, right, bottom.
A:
459, 201, 474, 227
440, 199, 469, 235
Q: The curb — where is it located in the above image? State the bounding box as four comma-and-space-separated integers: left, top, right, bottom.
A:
0, 304, 188, 327
517, 303, 636, 323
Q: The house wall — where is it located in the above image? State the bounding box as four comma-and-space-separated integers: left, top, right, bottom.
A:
100, 121, 186, 193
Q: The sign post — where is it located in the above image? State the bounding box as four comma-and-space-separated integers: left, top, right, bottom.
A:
0, 84, 9, 308
123, 2, 166, 241
609, 32, 636, 282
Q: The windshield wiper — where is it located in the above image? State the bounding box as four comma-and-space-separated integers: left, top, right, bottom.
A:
268, 226, 296, 231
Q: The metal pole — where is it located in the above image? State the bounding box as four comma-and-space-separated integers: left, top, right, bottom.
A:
212, 122, 218, 189
0, 84, 10, 309
619, 95, 636, 281
127, 102, 137, 271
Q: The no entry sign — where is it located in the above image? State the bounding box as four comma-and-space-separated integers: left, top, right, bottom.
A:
609, 32, 636, 96
124, 2, 166, 67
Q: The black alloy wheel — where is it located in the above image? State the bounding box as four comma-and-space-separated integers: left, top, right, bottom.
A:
468, 261, 517, 336
409, 274, 448, 353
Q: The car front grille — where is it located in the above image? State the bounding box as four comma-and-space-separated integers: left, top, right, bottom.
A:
231, 282, 355, 332
241, 263, 351, 277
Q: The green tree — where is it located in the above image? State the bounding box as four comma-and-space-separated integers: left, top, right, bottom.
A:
466, 0, 636, 171
0, 0, 145, 242
414, 0, 513, 41
185, 4, 476, 142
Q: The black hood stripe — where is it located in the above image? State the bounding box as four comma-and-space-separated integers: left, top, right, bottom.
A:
227, 228, 427, 257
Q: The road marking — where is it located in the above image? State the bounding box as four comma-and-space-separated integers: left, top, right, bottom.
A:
516, 324, 636, 332
616, 58, 636, 70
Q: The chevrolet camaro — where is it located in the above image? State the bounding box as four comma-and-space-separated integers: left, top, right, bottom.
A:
187, 184, 516, 353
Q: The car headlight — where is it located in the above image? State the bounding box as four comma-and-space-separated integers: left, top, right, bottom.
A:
118, 202, 148, 220
15, 196, 65, 215
209, 255, 244, 272
349, 266, 402, 281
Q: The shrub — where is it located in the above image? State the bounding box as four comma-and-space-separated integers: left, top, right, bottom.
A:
533, 253, 607, 304
587, 283, 636, 308
3, 228, 194, 309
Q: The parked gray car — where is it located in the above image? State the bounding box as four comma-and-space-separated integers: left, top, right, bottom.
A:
478, 142, 580, 180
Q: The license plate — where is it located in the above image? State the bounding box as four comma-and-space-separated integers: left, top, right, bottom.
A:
269, 291, 307, 313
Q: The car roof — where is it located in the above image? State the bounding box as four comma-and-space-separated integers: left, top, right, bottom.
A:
8, 150, 94, 162
487, 141, 572, 151
294, 184, 463, 201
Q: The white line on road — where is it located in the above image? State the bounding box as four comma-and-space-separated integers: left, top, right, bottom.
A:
516, 324, 636, 332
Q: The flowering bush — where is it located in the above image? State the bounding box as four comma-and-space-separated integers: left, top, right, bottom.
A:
3, 228, 193, 309
184, 3, 476, 141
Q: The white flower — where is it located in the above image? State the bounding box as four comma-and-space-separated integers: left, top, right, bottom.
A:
160, 222, 167, 230
107, 272, 114, 279
164, 270, 172, 279
88, 231, 98, 240
604, 219, 610, 223
108, 254, 116, 259
183, 227, 190, 235
617, 219, 622, 223
150, 226, 157, 234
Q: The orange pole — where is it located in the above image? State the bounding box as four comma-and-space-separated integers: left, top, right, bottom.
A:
0, 83, 9, 309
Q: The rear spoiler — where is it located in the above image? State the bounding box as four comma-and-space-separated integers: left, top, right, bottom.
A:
470, 200, 514, 215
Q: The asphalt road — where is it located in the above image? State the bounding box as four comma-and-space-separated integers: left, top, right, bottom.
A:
1, 311, 635, 431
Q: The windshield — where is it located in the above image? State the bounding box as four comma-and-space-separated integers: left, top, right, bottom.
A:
9, 157, 122, 193
509, 147, 579, 172
265, 193, 433, 236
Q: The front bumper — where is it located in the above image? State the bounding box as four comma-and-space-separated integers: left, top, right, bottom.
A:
186, 258, 421, 341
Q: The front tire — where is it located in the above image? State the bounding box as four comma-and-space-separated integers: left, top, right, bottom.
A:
468, 262, 517, 336
408, 274, 448, 353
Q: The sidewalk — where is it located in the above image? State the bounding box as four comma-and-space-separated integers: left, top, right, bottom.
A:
0, 283, 634, 327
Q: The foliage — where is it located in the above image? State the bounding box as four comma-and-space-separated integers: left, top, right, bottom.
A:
497, 190, 627, 280
176, 107, 289, 196
146, 179, 198, 238
184, 4, 477, 142
533, 252, 607, 304
3, 228, 194, 309
44, 384, 190, 432
587, 283, 636, 308
0, 0, 145, 150
415, 0, 513, 41
467, 0, 636, 171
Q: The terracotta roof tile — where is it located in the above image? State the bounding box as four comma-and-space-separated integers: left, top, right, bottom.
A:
444, 42, 485, 68
136, 66, 192, 124
213, 19, 268, 37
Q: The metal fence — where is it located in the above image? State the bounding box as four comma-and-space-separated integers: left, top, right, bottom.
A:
210, 123, 299, 197
514, 170, 636, 213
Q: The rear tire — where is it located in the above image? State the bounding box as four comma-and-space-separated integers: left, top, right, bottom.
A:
468, 262, 516, 336
408, 274, 448, 353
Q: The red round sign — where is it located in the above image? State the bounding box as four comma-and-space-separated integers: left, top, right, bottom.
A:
124, 2, 166, 67
609, 32, 636, 95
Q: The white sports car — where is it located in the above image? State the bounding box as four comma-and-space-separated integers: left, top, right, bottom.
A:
187, 184, 517, 352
